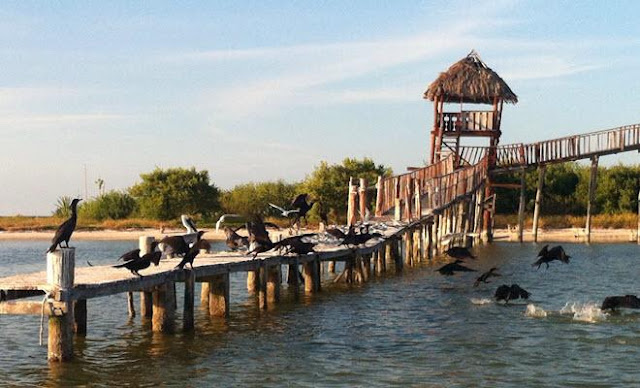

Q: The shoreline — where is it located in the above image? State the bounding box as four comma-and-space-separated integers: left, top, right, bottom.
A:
0, 227, 638, 243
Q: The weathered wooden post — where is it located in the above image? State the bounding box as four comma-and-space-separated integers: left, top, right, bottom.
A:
183, 272, 195, 331
376, 246, 386, 275
384, 240, 394, 269
139, 236, 154, 318
532, 165, 546, 243
426, 219, 434, 260
266, 265, 281, 304
637, 190, 640, 245
303, 259, 319, 293
394, 178, 402, 222
517, 167, 526, 243
247, 271, 257, 293
46, 248, 75, 362
74, 299, 87, 336
258, 264, 268, 310
585, 156, 599, 243
359, 178, 368, 222
347, 178, 358, 227
375, 176, 383, 217
152, 282, 175, 333
209, 273, 230, 317
328, 261, 336, 274
404, 229, 413, 266
200, 282, 210, 306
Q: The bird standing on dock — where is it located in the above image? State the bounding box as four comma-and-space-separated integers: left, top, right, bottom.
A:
47, 198, 82, 253
436, 260, 476, 276
273, 234, 317, 255
176, 231, 206, 269
117, 248, 141, 262
181, 214, 198, 234
532, 245, 570, 269
113, 241, 162, 277
494, 284, 530, 303
224, 226, 249, 251
246, 216, 278, 258
473, 267, 501, 287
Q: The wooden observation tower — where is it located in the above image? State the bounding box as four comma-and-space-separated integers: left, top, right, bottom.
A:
424, 50, 518, 166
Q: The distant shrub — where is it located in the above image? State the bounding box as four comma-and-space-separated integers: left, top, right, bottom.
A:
79, 191, 137, 221
53, 196, 74, 218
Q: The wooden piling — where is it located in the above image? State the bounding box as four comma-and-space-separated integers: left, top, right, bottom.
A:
183, 271, 195, 331
73, 299, 87, 336
404, 230, 413, 266
426, 220, 434, 260
200, 282, 210, 306
359, 178, 367, 222
139, 236, 154, 318
585, 156, 599, 243
258, 265, 268, 309
247, 270, 257, 293
532, 165, 546, 243
375, 175, 383, 217
127, 292, 135, 318
637, 190, 640, 245
303, 261, 318, 293
266, 265, 281, 304
209, 273, 230, 317
152, 282, 175, 333
376, 247, 386, 275
47, 248, 75, 362
347, 178, 358, 226
328, 261, 336, 274
517, 167, 526, 243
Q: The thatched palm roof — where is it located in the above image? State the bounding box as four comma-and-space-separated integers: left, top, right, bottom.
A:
424, 50, 518, 104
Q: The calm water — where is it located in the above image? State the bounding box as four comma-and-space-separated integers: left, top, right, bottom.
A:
2, 240, 640, 387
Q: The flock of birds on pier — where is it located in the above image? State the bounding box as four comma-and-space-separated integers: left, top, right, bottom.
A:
45, 195, 640, 312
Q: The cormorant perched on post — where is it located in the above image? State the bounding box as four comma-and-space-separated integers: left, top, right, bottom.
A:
436, 260, 476, 276
291, 193, 315, 226
532, 245, 570, 269
473, 267, 501, 287
176, 232, 207, 269
113, 241, 162, 277
47, 198, 82, 253
494, 284, 530, 303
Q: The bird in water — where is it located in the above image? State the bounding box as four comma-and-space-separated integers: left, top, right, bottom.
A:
291, 193, 315, 226
494, 284, 530, 303
47, 198, 82, 253
445, 246, 476, 260
223, 226, 249, 251
601, 295, 640, 311
473, 267, 501, 287
436, 260, 476, 276
113, 241, 162, 277
532, 245, 570, 269
176, 232, 207, 269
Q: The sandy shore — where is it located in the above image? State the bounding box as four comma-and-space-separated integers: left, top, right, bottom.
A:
493, 228, 640, 243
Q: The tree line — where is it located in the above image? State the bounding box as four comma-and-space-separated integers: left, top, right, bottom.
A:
493, 163, 640, 215
54, 158, 392, 224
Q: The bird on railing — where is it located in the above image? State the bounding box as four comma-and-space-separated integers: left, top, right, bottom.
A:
47, 198, 82, 253
117, 248, 141, 262
273, 234, 317, 255
113, 241, 162, 277
176, 232, 207, 270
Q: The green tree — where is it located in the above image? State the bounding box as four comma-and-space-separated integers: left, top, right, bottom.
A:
53, 196, 73, 218
129, 167, 220, 220
79, 191, 137, 220
302, 157, 392, 222
221, 180, 300, 215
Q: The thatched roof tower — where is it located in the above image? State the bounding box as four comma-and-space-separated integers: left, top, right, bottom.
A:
424, 50, 517, 104
425, 50, 517, 165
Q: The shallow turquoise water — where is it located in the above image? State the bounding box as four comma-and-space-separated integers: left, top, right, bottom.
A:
1, 240, 640, 386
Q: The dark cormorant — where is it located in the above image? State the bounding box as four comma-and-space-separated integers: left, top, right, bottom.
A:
532, 245, 570, 269
273, 234, 317, 255
47, 198, 82, 253
291, 193, 315, 226
436, 260, 476, 276
176, 231, 206, 269
246, 216, 276, 258
113, 241, 161, 277
117, 248, 141, 262
224, 226, 249, 251
601, 295, 640, 311
494, 284, 530, 303
445, 246, 476, 260
473, 267, 501, 287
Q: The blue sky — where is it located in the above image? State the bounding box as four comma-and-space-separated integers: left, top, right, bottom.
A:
2, 0, 640, 215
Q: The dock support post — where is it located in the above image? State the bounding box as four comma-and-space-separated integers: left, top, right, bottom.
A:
209, 273, 230, 317
586, 156, 599, 243
266, 265, 281, 304
139, 236, 154, 318
359, 178, 368, 222
517, 167, 526, 243
74, 299, 87, 336
258, 264, 268, 309
247, 271, 257, 293
152, 282, 175, 333
200, 283, 210, 306
303, 260, 319, 293
404, 229, 413, 266
637, 190, 640, 245
183, 271, 195, 331
347, 177, 357, 227
328, 261, 335, 274
532, 165, 546, 243
287, 259, 300, 298
376, 246, 386, 275
375, 176, 383, 217
427, 220, 434, 260
127, 292, 135, 318
47, 248, 75, 362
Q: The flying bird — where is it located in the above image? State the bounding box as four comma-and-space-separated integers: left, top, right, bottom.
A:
601, 295, 640, 311
246, 216, 280, 258
436, 260, 476, 276
47, 198, 82, 253
181, 214, 198, 234
291, 193, 315, 226
268, 203, 300, 218
445, 246, 476, 260
224, 226, 249, 251
494, 284, 530, 303
473, 267, 501, 287
532, 245, 570, 269
113, 241, 162, 277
